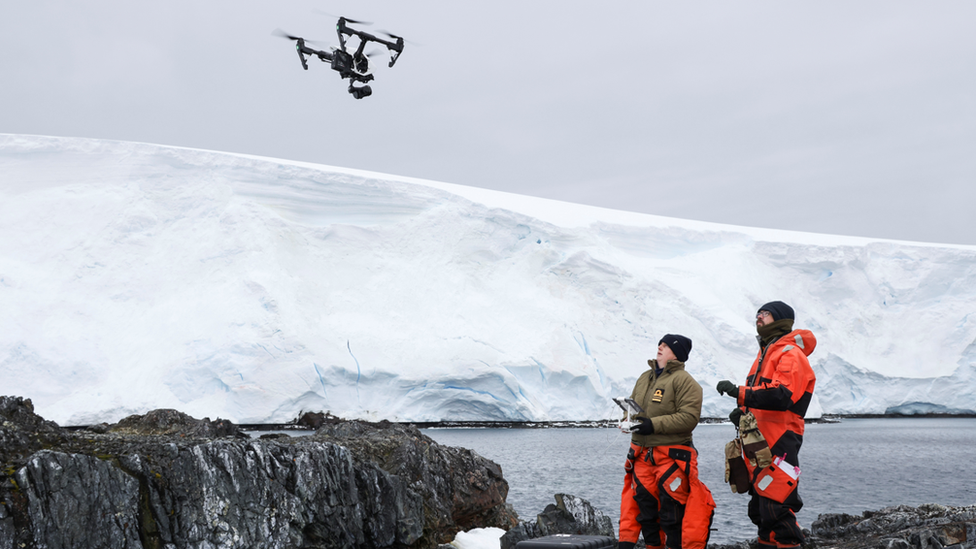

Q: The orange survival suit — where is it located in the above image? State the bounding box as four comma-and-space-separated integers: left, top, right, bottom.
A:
620, 358, 715, 549
734, 328, 817, 549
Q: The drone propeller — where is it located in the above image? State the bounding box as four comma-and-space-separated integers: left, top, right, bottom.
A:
342, 17, 373, 26
272, 28, 302, 41
377, 30, 420, 46
313, 10, 372, 25
272, 29, 330, 47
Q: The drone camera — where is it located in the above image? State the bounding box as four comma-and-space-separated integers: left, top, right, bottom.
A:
350, 85, 372, 99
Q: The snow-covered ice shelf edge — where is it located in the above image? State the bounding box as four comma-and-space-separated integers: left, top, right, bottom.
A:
2, 134, 975, 425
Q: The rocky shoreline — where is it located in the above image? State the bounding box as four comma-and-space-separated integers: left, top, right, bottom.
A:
404, 413, 976, 428
61, 413, 976, 434
0, 396, 516, 549
709, 503, 976, 549
3, 396, 974, 549
488, 495, 976, 549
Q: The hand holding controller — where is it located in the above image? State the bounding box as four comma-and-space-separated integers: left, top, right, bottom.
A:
618, 420, 638, 432
612, 396, 645, 434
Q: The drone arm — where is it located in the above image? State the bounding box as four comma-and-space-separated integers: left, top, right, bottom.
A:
309, 48, 333, 63
336, 17, 404, 67
294, 38, 309, 70
336, 17, 350, 51
295, 39, 333, 69
363, 33, 403, 67
387, 38, 403, 67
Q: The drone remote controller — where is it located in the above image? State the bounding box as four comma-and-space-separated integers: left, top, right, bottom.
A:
612, 397, 644, 433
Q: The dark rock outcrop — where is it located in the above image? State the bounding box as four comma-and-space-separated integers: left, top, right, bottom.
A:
296, 411, 343, 430
0, 395, 65, 463
310, 419, 518, 537
498, 490, 976, 549
500, 494, 614, 549
807, 503, 976, 549
111, 408, 240, 438
0, 396, 517, 549
708, 504, 976, 549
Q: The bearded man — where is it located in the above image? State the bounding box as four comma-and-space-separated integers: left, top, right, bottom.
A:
716, 301, 817, 549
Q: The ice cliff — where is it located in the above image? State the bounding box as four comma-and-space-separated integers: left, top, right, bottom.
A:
1, 134, 975, 424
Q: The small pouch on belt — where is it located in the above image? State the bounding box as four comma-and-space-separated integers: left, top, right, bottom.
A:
738, 411, 772, 469
724, 438, 751, 494
754, 454, 801, 503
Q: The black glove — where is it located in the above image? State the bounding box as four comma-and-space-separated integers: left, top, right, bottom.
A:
631, 416, 654, 435
729, 407, 744, 427
716, 380, 738, 398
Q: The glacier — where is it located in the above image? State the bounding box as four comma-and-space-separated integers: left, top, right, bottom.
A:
1, 134, 975, 425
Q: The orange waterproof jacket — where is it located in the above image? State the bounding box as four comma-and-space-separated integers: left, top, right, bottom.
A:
736, 329, 816, 500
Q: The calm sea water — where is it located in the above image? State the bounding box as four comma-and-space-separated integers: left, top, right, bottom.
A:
423, 418, 976, 545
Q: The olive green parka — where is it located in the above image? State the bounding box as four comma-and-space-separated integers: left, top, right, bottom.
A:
629, 359, 703, 447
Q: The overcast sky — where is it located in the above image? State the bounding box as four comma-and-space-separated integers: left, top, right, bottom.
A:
2, 1, 974, 245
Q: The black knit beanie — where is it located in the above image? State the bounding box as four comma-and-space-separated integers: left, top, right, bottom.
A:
659, 334, 692, 363
758, 301, 795, 322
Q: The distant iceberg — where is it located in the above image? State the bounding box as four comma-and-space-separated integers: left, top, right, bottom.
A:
885, 402, 976, 415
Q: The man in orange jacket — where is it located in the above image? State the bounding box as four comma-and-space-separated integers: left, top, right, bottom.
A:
717, 301, 817, 549
619, 334, 715, 549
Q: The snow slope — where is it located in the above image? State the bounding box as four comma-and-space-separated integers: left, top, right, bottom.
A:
2, 134, 975, 425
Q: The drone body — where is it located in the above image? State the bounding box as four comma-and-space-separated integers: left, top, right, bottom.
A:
276, 17, 404, 99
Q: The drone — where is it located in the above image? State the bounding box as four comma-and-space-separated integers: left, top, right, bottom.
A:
275, 17, 404, 99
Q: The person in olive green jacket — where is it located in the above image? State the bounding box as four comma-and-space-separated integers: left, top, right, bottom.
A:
619, 334, 715, 549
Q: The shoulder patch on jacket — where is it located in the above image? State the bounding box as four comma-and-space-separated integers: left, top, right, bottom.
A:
782, 345, 795, 353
